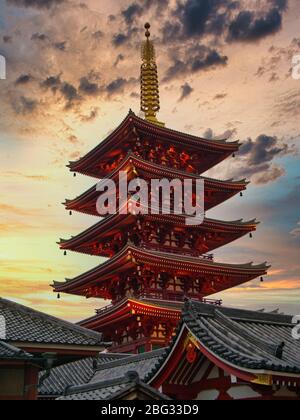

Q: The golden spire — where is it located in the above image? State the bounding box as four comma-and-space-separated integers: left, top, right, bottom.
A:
141, 23, 165, 127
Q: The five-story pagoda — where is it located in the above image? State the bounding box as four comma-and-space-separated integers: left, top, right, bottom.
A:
53, 24, 269, 354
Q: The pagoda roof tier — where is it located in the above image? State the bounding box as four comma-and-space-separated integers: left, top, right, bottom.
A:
67, 111, 241, 178
79, 298, 182, 332
58, 212, 259, 257
53, 244, 270, 299
64, 153, 248, 215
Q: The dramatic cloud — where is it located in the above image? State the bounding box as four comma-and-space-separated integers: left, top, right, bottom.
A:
0, 0, 299, 320
122, 3, 143, 25
79, 77, 100, 96
112, 28, 138, 47
15, 74, 33, 85
162, 0, 287, 43
60, 82, 81, 109
228, 9, 282, 42
106, 78, 129, 96
40, 75, 61, 93
31, 33, 48, 41
164, 45, 228, 81
239, 134, 295, 166
232, 134, 297, 184
179, 82, 193, 101
253, 165, 286, 184
53, 41, 67, 51
12, 96, 38, 115
3, 36, 13, 43
7, 0, 64, 8
203, 127, 237, 140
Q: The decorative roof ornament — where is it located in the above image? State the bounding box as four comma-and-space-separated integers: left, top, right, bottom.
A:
141, 23, 165, 127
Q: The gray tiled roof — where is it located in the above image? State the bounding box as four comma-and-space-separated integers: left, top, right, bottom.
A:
145, 300, 300, 382
0, 340, 33, 359
0, 297, 103, 347
39, 353, 130, 397
57, 371, 170, 400
91, 348, 166, 384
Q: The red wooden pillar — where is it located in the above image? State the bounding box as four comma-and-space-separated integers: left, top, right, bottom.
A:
24, 364, 39, 400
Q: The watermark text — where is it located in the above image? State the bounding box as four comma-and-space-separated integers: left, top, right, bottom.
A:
0, 315, 6, 339
0, 55, 6, 80
96, 171, 205, 226
292, 55, 300, 80
292, 315, 300, 340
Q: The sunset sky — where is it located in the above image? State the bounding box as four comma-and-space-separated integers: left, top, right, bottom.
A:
0, 0, 300, 321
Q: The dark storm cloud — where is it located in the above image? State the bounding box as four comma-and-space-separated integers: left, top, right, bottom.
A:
230, 133, 297, 184
162, 0, 288, 44
31, 33, 48, 41
60, 82, 81, 109
179, 83, 193, 101
40, 75, 61, 93
3, 36, 12, 43
120, 0, 169, 26
239, 135, 295, 165
15, 74, 33, 85
53, 41, 67, 51
174, 0, 228, 38
122, 3, 143, 25
12, 96, 38, 115
228, 8, 282, 42
106, 78, 128, 95
41, 75, 81, 109
105, 77, 137, 96
164, 45, 228, 81
272, 0, 288, 11
191, 48, 228, 72
113, 33, 128, 46
112, 27, 139, 47
7, 0, 64, 8
79, 77, 100, 96
203, 127, 237, 140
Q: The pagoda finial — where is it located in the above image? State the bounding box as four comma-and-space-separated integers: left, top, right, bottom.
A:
141, 23, 165, 127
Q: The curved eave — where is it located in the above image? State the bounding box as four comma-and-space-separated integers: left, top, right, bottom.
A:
64, 154, 248, 211
79, 298, 181, 330
58, 213, 258, 252
148, 325, 300, 389
68, 111, 241, 176
53, 245, 269, 294
147, 303, 300, 388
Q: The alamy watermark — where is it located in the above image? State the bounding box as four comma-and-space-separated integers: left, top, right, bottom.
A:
0, 315, 6, 339
292, 55, 300, 80
292, 315, 300, 340
0, 54, 6, 80
96, 171, 205, 226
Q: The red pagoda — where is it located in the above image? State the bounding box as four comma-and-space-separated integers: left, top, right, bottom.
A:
53, 24, 269, 354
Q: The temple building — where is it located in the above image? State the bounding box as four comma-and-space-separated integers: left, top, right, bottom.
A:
53, 24, 269, 354
39, 301, 300, 400
0, 297, 105, 400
